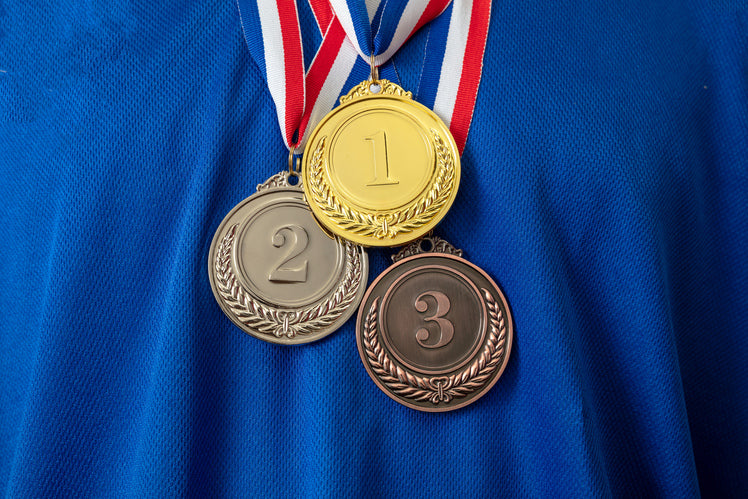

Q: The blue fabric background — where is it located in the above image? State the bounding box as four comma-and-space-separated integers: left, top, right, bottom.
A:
1, 1, 746, 497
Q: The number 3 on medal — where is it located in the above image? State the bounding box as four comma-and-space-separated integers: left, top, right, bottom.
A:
365, 130, 399, 186
414, 291, 454, 348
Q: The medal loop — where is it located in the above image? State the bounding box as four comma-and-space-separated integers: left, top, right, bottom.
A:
287, 146, 301, 177
369, 53, 379, 82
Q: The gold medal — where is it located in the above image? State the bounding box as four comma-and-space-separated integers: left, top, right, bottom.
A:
302, 79, 460, 247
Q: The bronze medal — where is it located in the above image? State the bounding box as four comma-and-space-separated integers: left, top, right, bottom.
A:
356, 235, 513, 411
208, 172, 368, 345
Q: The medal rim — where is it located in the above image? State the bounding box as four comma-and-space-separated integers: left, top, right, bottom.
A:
301, 81, 461, 248
208, 182, 369, 345
355, 252, 513, 411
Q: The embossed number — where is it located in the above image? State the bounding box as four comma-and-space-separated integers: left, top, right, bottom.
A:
268, 225, 308, 283
365, 130, 399, 186
414, 291, 454, 348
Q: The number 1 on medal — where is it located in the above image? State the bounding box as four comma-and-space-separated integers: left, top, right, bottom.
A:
365, 130, 399, 186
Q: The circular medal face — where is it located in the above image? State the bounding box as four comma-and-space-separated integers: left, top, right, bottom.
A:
302, 80, 460, 247
356, 244, 512, 411
209, 173, 368, 345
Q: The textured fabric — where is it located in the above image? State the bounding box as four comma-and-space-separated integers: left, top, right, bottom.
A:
1, 1, 747, 497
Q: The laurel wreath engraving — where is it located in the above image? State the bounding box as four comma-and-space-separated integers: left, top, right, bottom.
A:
214, 224, 363, 338
391, 233, 463, 263
256, 171, 299, 191
362, 289, 506, 405
339, 79, 412, 105
308, 131, 456, 239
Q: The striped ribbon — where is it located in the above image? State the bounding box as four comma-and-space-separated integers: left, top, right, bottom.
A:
237, 0, 491, 153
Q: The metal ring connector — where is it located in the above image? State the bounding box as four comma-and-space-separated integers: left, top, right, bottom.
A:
288, 146, 301, 177
369, 53, 379, 82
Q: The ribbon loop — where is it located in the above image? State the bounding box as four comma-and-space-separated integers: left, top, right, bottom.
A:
329, 0, 453, 65
237, 0, 491, 154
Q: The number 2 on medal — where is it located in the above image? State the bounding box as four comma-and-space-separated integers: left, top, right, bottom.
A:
414, 291, 454, 348
365, 130, 399, 186
268, 225, 308, 283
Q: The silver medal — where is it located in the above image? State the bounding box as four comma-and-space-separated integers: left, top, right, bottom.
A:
208, 172, 368, 344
